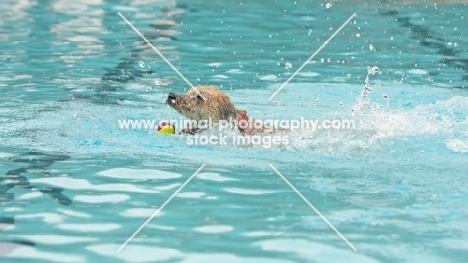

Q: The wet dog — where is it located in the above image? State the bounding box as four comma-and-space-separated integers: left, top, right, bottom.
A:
166, 85, 276, 134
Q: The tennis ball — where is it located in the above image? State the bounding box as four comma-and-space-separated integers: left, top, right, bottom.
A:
157, 122, 175, 135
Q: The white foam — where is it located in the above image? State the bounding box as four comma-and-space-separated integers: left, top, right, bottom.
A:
446, 139, 468, 153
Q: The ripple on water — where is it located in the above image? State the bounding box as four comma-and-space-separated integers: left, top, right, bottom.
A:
297, 72, 321, 78
223, 187, 280, 195
259, 74, 278, 81
407, 69, 428, 75
212, 74, 229, 79
197, 172, 239, 182
73, 194, 130, 204
87, 244, 183, 263
193, 225, 234, 234
176, 192, 206, 198
17, 213, 64, 224
30, 177, 158, 193
10, 235, 98, 245
179, 254, 296, 263
16, 192, 43, 200
97, 168, 182, 180
254, 239, 379, 263
118, 208, 164, 218
57, 209, 92, 218
56, 223, 121, 232
6, 246, 85, 262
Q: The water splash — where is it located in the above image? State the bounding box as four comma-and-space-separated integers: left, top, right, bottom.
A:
351, 66, 379, 115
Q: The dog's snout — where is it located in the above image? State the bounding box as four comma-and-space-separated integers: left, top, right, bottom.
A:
168, 92, 177, 100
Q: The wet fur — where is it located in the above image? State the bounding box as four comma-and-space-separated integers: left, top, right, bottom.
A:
167, 86, 277, 134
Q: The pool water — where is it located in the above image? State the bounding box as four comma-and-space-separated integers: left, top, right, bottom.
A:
1, 0, 468, 262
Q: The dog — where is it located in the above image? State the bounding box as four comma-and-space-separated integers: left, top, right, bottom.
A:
166, 85, 276, 135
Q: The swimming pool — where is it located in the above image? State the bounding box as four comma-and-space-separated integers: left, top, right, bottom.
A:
1, 0, 467, 262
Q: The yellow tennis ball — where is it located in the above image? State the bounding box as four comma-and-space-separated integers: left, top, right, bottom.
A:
157, 123, 175, 135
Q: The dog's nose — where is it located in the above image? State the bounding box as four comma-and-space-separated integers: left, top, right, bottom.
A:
168, 92, 177, 100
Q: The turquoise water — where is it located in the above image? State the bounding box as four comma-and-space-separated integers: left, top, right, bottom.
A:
1, 0, 468, 262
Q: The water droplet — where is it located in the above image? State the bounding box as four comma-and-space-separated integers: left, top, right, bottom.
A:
276, 62, 280, 66
138, 61, 145, 68
454, 42, 458, 47
312, 97, 318, 101
447, 42, 453, 46
197, 78, 200, 81
146, 86, 152, 92
368, 66, 379, 75
369, 43, 375, 52
308, 29, 312, 35
285, 62, 292, 69
325, 3, 332, 9
356, 33, 361, 37
320, 58, 324, 63
269, 34, 272, 38
154, 79, 161, 85
347, 73, 351, 78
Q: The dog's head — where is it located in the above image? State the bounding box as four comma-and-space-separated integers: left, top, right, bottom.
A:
167, 86, 237, 122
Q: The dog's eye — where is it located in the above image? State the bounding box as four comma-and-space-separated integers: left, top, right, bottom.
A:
197, 94, 203, 100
